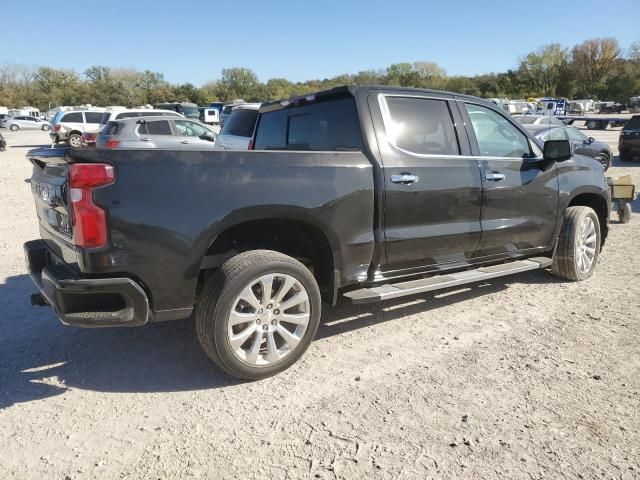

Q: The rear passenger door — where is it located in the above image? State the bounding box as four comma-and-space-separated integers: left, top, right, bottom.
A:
372, 92, 483, 272
137, 119, 176, 148
461, 102, 559, 258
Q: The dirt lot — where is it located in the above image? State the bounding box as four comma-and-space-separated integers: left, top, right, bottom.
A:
1, 127, 639, 480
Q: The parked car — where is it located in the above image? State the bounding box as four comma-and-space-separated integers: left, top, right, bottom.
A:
95, 116, 217, 149
213, 104, 260, 150
219, 100, 249, 127
5, 116, 50, 131
513, 115, 565, 127
153, 102, 200, 120
619, 115, 640, 161
81, 108, 184, 146
627, 96, 640, 114
525, 124, 613, 170
25, 85, 610, 380
50, 109, 105, 147
0, 131, 6, 151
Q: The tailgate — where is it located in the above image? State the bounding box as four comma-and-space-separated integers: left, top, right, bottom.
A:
27, 147, 73, 243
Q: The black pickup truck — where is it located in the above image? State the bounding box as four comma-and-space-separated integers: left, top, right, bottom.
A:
25, 86, 611, 380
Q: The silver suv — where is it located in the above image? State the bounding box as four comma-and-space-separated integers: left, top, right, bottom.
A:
5, 116, 50, 131
96, 116, 217, 149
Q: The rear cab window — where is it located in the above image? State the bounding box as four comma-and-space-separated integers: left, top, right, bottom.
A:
254, 97, 363, 151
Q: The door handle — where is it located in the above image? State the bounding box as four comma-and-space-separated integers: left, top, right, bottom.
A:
390, 174, 418, 184
140, 138, 150, 142
180, 140, 189, 144
485, 172, 506, 181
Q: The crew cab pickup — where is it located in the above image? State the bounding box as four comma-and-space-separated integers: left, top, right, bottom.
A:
25, 86, 611, 380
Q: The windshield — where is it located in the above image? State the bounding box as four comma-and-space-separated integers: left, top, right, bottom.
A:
180, 106, 199, 119
515, 116, 535, 124
625, 116, 640, 129
221, 109, 258, 137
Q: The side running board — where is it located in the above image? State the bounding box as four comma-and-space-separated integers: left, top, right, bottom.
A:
343, 257, 553, 304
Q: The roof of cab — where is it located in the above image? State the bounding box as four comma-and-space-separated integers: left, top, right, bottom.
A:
259, 85, 496, 113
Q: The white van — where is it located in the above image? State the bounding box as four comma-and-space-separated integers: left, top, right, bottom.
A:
50, 109, 106, 147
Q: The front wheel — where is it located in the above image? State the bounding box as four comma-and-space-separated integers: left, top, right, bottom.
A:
552, 206, 601, 281
9, 125, 18, 131
195, 250, 321, 380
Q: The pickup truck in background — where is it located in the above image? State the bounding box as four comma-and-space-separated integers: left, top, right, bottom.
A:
25, 86, 611, 380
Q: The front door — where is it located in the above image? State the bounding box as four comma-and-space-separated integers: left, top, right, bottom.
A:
372, 92, 483, 273
460, 102, 559, 258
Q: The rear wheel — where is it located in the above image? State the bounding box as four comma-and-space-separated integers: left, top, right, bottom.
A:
618, 203, 632, 224
9, 125, 18, 131
41, 124, 50, 131
195, 250, 321, 380
552, 206, 601, 281
68, 133, 82, 148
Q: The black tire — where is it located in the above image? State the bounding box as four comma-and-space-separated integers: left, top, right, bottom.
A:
195, 250, 321, 380
9, 125, 18, 131
596, 152, 610, 170
68, 133, 82, 148
42, 124, 50, 131
552, 206, 601, 281
586, 120, 598, 130
618, 203, 632, 224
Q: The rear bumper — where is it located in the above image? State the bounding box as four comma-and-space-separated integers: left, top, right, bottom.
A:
24, 239, 149, 327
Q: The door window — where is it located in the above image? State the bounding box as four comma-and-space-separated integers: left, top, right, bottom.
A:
85, 112, 103, 124
138, 120, 172, 135
465, 104, 532, 158
61, 112, 83, 123
174, 120, 209, 137
381, 96, 460, 155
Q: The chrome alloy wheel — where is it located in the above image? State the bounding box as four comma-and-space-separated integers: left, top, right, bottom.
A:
227, 273, 310, 366
576, 216, 597, 274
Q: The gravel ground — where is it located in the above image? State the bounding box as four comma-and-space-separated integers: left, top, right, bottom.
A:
1, 127, 639, 480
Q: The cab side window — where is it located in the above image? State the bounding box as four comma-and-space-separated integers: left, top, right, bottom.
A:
381, 96, 460, 155
465, 103, 532, 158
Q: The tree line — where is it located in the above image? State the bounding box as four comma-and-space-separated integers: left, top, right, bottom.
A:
1, 37, 639, 111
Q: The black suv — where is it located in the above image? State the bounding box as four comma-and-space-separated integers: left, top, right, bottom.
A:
619, 115, 640, 161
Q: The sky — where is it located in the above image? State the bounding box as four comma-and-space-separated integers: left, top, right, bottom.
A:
3, 0, 639, 86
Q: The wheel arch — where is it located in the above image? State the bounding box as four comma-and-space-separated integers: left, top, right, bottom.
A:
197, 213, 341, 304
567, 192, 609, 246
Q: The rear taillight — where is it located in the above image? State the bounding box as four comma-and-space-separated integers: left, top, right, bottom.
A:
248, 138, 255, 150
69, 163, 115, 248
53, 124, 61, 132
104, 139, 120, 149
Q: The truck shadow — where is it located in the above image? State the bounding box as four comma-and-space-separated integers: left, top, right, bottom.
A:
0, 269, 556, 408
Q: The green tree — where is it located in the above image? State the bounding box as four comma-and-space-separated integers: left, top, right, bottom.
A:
571, 38, 621, 97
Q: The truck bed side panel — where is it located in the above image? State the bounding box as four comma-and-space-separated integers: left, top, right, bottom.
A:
70, 148, 375, 314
